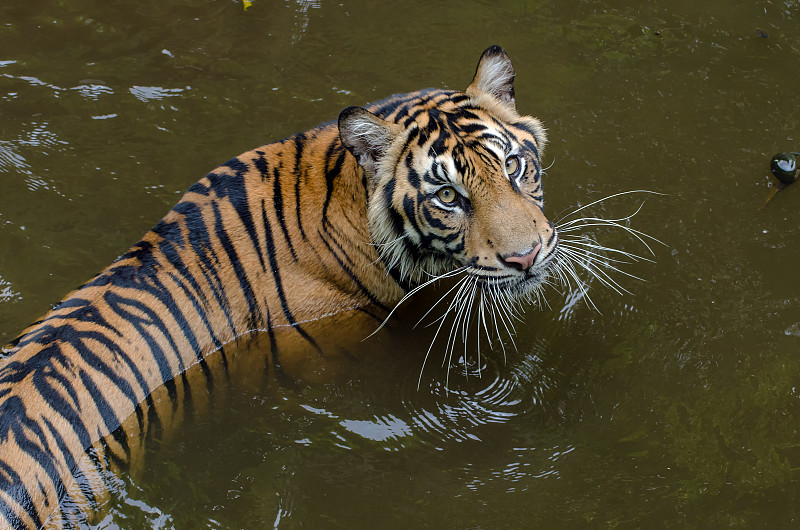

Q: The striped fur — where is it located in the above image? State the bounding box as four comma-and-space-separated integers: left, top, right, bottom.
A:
0, 45, 556, 527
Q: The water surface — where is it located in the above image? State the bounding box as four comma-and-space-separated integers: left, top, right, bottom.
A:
2, 0, 800, 527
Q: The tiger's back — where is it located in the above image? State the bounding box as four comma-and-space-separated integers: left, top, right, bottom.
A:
0, 113, 401, 527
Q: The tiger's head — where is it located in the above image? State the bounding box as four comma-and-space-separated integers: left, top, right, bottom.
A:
339, 45, 557, 302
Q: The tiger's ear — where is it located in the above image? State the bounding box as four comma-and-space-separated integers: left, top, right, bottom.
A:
466, 45, 516, 108
338, 106, 400, 176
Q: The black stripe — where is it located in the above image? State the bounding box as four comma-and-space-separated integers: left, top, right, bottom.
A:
134, 400, 145, 436
254, 150, 269, 179
103, 292, 179, 386
421, 204, 449, 230
456, 122, 488, 135
318, 229, 389, 312
0, 459, 37, 529
322, 144, 346, 223
179, 371, 196, 413
383, 180, 420, 267
0, 395, 61, 521
547, 225, 557, 246
208, 161, 266, 273
374, 181, 415, 293
449, 93, 470, 105
108, 240, 205, 367
264, 308, 280, 372
272, 166, 298, 261
212, 202, 262, 330
292, 133, 308, 240
30, 331, 142, 433
172, 202, 238, 338
164, 377, 179, 412
405, 153, 421, 188
259, 200, 322, 352
166, 270, 223, 352
77, 328, 150, 403
152, 221, 223, 349
143, 394, 163, 442
522, 138, 540, 160
371, 92, 423, 121
402, 195, 423, 238
355, 306, 384, 323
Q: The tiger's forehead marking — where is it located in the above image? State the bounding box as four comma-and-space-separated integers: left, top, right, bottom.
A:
405, 108, 522, 191
385, 92, 545, 209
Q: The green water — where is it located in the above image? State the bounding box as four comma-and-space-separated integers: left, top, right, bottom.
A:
2, 0, 800, 527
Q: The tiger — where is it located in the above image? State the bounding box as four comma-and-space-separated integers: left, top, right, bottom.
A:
0, 45, 556, 527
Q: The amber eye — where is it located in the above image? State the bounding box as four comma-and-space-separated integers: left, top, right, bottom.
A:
436, 186, 457, 204
505, 155, 521, 178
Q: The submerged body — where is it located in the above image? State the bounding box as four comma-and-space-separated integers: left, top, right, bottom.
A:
0, 46, 557, 527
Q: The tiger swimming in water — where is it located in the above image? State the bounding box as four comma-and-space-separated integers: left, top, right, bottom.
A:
0, 46, 557, 527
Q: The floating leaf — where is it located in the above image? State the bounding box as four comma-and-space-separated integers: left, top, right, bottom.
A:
242, 0, 253, 11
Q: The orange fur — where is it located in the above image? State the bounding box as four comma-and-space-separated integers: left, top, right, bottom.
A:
0, 46, 556, 527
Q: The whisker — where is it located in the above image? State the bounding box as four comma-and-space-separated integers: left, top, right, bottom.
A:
476, 288, 487, 377
367, 266, 467, 338
559, 245, 649, 283
486, 278, 508, 363
559, 247, 630, 295
408, 188, 661, 388
443, 278, 473, 367
416, 275, 471, 328
367, 233, 410, 248
417, 275, 472, 390
559, 236, 655, 264
559, 243, 641, 266
556, 199, 649, 229
558, 220, 663, 256
557, 253, 600, 312
475, 278, 493, 351
444, 276, 477, 389
555, 189, 664, 225
489, 281, 519, 354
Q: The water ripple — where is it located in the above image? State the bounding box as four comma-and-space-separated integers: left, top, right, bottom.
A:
399, 345, 559, 447
0, 275, 21, 304
0, 140, 28, 172
0, 122, 70, 194
129, 85, 190, 102
71, 83, 114, 100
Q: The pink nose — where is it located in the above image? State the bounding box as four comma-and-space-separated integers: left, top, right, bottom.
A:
503, 242, 541, 271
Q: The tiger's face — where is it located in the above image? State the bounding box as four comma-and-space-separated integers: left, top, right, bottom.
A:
340, 46, 557, 301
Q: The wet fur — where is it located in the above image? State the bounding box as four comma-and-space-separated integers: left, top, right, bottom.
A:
0, 46, 558, 527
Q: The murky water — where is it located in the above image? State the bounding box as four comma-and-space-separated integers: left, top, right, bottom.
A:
3, 0, 800, 527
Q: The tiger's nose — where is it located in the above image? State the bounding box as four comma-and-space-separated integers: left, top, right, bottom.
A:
500, 242, 542, 271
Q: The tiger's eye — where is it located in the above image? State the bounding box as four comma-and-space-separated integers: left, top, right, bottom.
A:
505, 155, 521, 178
436, 186, 457, 204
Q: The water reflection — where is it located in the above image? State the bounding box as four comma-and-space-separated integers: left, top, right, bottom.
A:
129, 85, 190, 102
0, 140, 28, 172
0, 275, 20, 304
65, 452, 175, 529
339, 415, 413, 444
290, 0, 321, 43
0, 122, 68, 193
